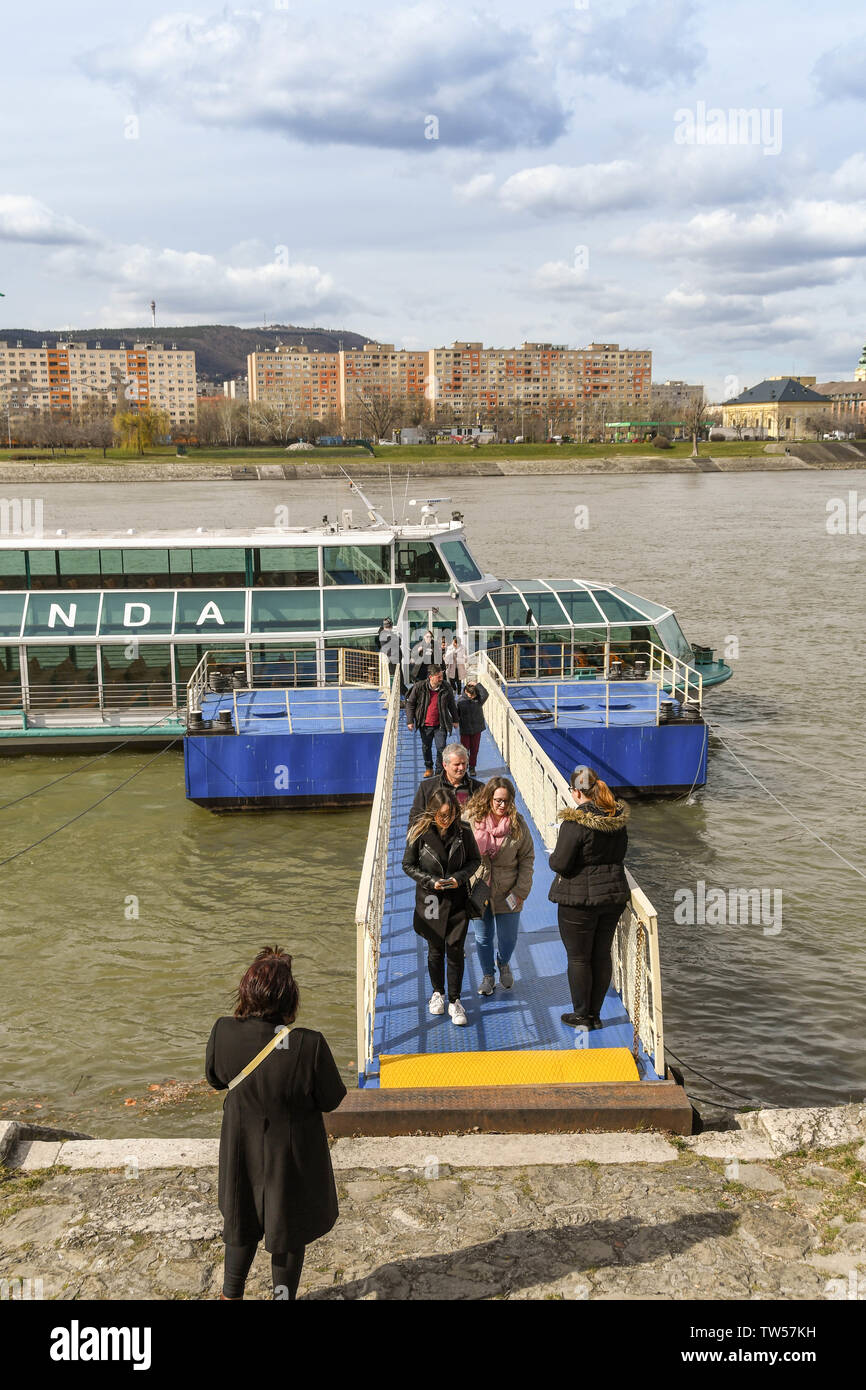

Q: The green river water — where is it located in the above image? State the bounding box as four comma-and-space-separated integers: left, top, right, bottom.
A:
1, 471, 864, 1135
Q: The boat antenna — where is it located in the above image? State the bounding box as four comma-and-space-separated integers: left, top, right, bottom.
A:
401, 468, 411, 525
338, 466, 387, 527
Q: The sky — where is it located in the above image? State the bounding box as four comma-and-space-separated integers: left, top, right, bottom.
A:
1, 0, 865, 397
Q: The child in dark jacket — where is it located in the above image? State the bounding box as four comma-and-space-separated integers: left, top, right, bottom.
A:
457, 681, 488, 775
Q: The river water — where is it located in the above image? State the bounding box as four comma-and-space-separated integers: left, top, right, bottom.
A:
1, 471, 864, 1135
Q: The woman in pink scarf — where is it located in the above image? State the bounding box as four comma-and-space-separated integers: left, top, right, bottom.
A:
465, 778, 535, 997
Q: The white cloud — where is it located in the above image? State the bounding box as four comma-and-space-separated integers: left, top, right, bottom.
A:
0, 195, 95, 245
499, 161, 648, 215
618, 201, 866, 270
542, 0, 706, 91
813, 36, 866, 103
80, 4, 567, 151
52, 241, 349, 323
454, 173, 497, 202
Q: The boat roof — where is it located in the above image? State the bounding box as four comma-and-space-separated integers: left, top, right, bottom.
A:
5, 520, 465, 548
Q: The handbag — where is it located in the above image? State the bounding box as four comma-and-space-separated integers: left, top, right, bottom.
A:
467, 876, 490, 918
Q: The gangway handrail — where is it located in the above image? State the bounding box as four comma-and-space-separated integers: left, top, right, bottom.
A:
354, 669, 402, 1077
476, 650, 665, 1074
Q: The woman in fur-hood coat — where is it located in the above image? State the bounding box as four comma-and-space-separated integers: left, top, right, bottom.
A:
548, 766, 630, 1029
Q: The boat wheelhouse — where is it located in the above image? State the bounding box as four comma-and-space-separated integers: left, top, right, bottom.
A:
0, 495, 730, 741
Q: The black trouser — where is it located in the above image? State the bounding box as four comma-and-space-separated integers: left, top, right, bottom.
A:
390, 660, 408, 696
426, 929, 469, 1002
557, 903, 623, 1017
419, 723, 448, 771
222, 1242, 305, 1300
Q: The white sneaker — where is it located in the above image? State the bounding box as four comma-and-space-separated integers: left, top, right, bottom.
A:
449, 999, 467, 1025
429, 991, 445, 1015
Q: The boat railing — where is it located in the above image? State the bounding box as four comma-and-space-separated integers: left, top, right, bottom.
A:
475, 650, 665, 1074
186, 645, 391, 712
354, 668, 402, 1078
486, 640, 701, 712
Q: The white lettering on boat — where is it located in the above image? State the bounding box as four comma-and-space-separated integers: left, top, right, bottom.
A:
123, 603, 151, 627
47, 602, 76, 629
196, 601, 225, 626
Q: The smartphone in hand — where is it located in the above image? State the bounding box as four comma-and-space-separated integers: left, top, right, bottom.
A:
505, 892, 519, 910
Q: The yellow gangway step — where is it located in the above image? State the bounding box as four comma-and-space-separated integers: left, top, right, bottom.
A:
379, 1048, 639, 1089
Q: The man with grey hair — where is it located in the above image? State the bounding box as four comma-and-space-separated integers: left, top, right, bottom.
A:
409, 742, 483, 824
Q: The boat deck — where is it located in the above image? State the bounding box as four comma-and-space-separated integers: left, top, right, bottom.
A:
200, 685, 388, 734
506, 679, 671, 727
366, 723, 660, 1088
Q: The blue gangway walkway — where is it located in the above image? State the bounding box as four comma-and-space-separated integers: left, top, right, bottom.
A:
365, 721, 661, 1086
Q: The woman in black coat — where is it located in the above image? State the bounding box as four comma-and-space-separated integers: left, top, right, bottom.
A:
205, 946, 346, 1300
402, 786, 481, 1026
549, 766, 630, 1030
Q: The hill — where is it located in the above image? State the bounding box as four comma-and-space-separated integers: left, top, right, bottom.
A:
0, 324, 372, 380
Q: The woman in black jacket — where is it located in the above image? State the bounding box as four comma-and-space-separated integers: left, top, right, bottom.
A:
205, 946, 346, 1300
549, 766, 630, 1029
402, 786, 481, 1026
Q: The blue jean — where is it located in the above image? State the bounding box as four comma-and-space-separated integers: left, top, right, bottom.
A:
474, 906, 521, 977
419, 724, 448, 771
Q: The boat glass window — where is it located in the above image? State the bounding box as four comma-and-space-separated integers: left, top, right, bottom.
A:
516, 592, 570, 625
605, 586, 669, 620
655, 613, 694, 660
175, 591, 246, 635
510, 579, 548, 593
0, 645, 21, 693
57, 550, 102, 589
394, 541, 449, 586
462, 598, 501, 627
488, 592, 537, 626
439, 540, 482, 583
190, 548, 246, 588
99, 591, 174, 635
323, 544, 390, 586
255, 546, 319, 588
120, 549, 172, 588
98, 549, 125, 582
251, 590, 322, 633
24, 592, 101, 637
27, 644, 99, 708
591, 590, 656, 623
101, 643, 173, 709
28, 549, 59, 587
0, 550, 27, 589
552, 589, 607, 625
251, 644, 318, 687
0, 594, 26, 637
323, 587, 401, 630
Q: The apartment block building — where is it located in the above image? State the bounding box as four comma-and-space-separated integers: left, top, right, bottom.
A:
0, 340, 197, 428
247, 339, 652, 427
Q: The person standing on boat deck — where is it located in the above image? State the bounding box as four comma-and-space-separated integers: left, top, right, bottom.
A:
444, 636, 467, 694
465, 778, 535, 997
410, 629, 435, 682
406, 664, 458, 777
549, 766, 630, 1029
457, 679, 488, 776
402, 787, 481, 1026
409, 741, 482, 824
377, 617, 406, 697
205, 947, 346, 1300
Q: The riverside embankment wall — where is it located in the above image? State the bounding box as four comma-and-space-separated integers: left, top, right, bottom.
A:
1, 445, 866, 484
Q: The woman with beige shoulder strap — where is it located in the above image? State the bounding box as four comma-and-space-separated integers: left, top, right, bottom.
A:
205, 946, 346, 1300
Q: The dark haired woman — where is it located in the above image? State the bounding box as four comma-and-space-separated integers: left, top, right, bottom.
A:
402, 786, 481, 1026
549, 766, 630, 1029
205, 946, 346, 1300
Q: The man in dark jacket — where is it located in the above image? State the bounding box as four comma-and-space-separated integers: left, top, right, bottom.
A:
409, 741, 483, 823
406, 664, 457, 776
377, 618, 406, 697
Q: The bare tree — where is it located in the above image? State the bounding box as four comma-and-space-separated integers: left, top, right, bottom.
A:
681, 391, 710, 456
352, 386, 401, 442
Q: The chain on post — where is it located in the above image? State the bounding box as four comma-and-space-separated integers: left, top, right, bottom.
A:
632, 921, 645, 1062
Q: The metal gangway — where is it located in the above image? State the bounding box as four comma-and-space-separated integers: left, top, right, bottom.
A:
354, 651, 665, 1091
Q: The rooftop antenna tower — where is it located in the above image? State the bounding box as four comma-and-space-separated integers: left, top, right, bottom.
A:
150, 300, 156, 328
